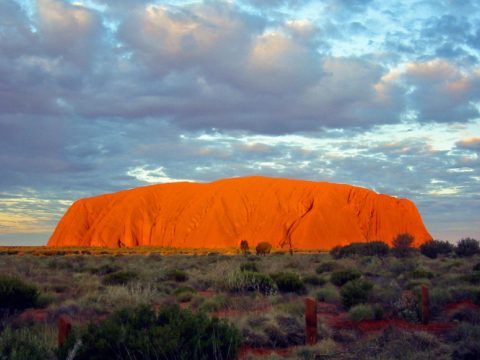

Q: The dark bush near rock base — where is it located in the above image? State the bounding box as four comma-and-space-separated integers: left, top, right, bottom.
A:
392, 233, 415, 258
330, 241, 389, 258
420, 240, 454, 259
256, 242, 272, 256
58, 304, 240, 360
455, 238, 480, 257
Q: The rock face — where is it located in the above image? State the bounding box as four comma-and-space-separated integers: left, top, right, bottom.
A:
47, 176, 432, 249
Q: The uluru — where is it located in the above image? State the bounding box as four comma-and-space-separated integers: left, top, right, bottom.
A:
47, 176, 432, 249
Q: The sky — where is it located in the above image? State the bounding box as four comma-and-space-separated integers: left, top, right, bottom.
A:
0, 0, 479, 246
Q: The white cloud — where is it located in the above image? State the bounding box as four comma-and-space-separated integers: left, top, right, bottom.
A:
127, 165, 193, 183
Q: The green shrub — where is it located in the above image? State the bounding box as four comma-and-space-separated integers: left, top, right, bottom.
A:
420, 240, 454, 259
271, 272, 306, 294
256, 242, 272, 256
0, 275, 39, 312
165, 269, 188, 282
330, 241, 389, 258
199, 294, 230, 312
302, 274, 326, 286
240, 262, 258, 272
348, 304, 383, 321
316, 286, 341, 303
223, 271, 277, 295
173, 286, 196, 296
361, 241, 390, 257
340, 279, 373, 309
174, 286, 196, 302
315, 262, 336, 274
455, 238, 480, 257
102, 270, 138, 286
58, 304, 240, 360
91, 264, 121, 276
330, 269, 362, 287
0, 326, 54, 360
409, 268, 434, 279
392, 233, 415, 258
429, 287, 452, 308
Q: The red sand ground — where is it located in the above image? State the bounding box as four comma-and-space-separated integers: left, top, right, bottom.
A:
48, 176, 432, 249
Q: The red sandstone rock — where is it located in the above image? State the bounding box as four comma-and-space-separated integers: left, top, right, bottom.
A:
47, 176, 432, 249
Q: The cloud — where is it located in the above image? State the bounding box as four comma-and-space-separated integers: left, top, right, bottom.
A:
456, 137, 480, 151
404, 61, 480, 123
1, 0, 480, 244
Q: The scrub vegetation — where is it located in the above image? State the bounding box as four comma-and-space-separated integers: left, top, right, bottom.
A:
0, 237, 479, 359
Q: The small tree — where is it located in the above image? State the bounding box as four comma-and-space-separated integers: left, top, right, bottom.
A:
455, 238, 480, 257
240, 240, 249, 256
256, 242, 272, 256
420, 239, 454, 259
392, 233, 414, 258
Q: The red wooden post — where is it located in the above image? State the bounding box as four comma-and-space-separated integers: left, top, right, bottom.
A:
58, 315, 72, 348
305, 297, 317, 345
421, 285, 429, 324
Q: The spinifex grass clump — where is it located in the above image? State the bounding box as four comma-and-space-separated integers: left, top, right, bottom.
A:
0, 275, 39, 312
330, 269, 362, 286
165, 268, 189, 282
348, 304, 383, 321
59, 304, 240, 360
0, 325, 55, 360
223, 271, 277, 295
240, 262, 259, 272
340, 279, 374, 309
315, 262, 336, 274
271, 272, 306, 294
102, 270, 138, 286
302, 274, 326, 286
